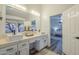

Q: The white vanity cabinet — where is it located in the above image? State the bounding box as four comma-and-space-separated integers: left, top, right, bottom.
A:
0, 45, 17, 55
18, 41, 29, 55
35, 35, 48, 51
42, 35, 48, 47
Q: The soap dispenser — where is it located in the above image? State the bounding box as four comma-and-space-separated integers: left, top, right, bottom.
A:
12, 30, 16, 35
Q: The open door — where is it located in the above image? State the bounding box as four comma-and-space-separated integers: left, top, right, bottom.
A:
50, 14, 62, 54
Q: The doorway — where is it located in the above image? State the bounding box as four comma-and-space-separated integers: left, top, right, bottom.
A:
50, 14, 62, 54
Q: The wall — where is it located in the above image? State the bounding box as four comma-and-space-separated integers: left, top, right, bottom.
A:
0, 5, 6, 36
24, 4, 41, 14
30, 14, 40, 31
0, 4, 75, 47
40, 4, 74, 47
0, 4, 41, 36
24, 4, 41, 31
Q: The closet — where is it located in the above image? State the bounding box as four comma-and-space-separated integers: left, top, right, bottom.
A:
63, 5, 79, 55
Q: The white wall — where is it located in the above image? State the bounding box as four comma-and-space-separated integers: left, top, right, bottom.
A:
0, 4, 75, 47
23, 4, 41, 31
0, 4, 41, 36
40, 4, 74, 47
0, 5, 6, 35
24, 4, 41, 14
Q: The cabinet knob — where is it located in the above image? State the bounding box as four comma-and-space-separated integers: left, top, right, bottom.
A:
44, 40, 46, 42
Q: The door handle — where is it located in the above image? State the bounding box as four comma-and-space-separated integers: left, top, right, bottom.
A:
75, 37, 79, 39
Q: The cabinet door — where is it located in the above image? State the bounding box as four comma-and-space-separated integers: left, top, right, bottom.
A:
40, 38, 46, 49
0, 45, 17, 55
35, 38, 44, 51
0, 49, 6, 55
18, 41, 29, 49
42, 36, 48, 47
20, 48, 29, 55
18, 41, 29, 55
7, 52, 17, 55
35, 36, 47, 51
35, 40, 41, 51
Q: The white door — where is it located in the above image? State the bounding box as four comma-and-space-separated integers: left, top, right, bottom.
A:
69, 17, 76, 55
67, 14, 79, 55
63, 5, 79, 55
63, 13, 76, 55
63, 15, 71, 54
73, 16, 79, 55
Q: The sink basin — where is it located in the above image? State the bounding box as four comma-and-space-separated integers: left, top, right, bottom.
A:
25, 34, 34, 37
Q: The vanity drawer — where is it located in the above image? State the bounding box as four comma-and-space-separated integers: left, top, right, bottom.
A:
41, 35, 48, 39
29, 38, 36, 43
18, 42, 29, 50
0, 45, 17, 55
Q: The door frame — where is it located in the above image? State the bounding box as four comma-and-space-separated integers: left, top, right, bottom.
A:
50, 14, 62, 54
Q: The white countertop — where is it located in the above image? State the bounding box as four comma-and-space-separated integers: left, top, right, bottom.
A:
0, 33, 48, 49
23, 33, 43, 39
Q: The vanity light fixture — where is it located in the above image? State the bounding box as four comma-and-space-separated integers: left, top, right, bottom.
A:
30, 10, 40, 17
7, 4, 27, 12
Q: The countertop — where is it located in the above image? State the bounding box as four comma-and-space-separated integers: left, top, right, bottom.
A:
0, 33, 48, 49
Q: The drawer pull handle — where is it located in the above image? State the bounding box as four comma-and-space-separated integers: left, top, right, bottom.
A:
6, 48, 13, 51
44, 40, 46, 42
22, 44, 26, 46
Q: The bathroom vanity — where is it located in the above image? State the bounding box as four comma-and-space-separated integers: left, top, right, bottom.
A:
0, 33, 48, 55
0, 5, 48, 55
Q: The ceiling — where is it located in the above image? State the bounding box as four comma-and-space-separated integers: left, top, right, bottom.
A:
23, 4, 74, 14
23, 4, 42, 13
41, 4, 74, 15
